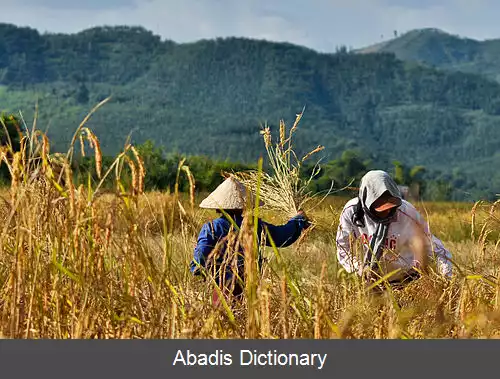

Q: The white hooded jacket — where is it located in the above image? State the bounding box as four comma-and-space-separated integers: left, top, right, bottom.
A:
335, 171, 453, 280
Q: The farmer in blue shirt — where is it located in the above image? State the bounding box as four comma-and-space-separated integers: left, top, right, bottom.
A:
190, 176, 309, 304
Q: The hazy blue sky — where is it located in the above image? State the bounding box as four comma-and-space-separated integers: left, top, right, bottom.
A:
1, 0, 499, 51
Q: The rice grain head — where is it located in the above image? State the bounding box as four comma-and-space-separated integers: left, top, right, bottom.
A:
125, 156, 138, 196
11, 152, 22, 202
233, 110, 330, 221
131, 146, 145, 195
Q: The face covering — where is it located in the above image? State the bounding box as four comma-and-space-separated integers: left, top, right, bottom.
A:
353, 170, 402, 271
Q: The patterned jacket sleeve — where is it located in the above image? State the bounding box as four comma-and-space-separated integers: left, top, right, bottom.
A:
260, 214, 309, 248
336, 207, 362, 274
414, 210, 453, 277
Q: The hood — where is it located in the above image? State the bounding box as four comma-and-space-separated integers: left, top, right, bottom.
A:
359, 170, 402, 210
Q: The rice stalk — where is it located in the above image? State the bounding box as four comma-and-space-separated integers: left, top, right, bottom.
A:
232, 108, 332, 220
181, 165, 196, 213
131, 146, 145, 195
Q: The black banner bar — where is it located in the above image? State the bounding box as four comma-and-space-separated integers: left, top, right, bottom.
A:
0, 340, 497, 379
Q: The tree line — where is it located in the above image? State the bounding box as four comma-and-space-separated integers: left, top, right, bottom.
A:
0, 112, 480, 202
68, 140, 462, 202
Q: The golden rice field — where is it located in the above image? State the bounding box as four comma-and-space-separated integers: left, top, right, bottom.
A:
1, 106, 499, 339
0, 174, 499, 339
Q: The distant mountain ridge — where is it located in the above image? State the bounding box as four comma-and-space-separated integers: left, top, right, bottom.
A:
355, 28, 500, 82
1, 23, 500, 199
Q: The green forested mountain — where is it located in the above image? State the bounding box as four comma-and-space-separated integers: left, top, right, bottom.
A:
1, 23, 500, 200
356, 28, 500, 82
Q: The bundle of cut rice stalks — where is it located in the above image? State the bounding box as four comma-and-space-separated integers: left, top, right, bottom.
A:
231, 108, 335, 233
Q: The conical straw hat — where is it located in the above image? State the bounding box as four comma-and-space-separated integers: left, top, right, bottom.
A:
199, 176, 262, 209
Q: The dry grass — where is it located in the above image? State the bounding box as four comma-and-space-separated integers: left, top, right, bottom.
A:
0, 108, 499, 339
232, 108, 331, 219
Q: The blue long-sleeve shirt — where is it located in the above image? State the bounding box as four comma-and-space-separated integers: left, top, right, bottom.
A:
190, 214, 308, 282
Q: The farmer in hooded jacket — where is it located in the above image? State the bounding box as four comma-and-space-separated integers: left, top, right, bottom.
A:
190, 176, 309, 303
336, 170, 452, 287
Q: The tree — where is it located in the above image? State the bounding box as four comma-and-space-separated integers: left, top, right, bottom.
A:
408, 165, 426, 199
392, 161, 427, 199
0, 113, 22, 184
76, 83, 89, 104
0, 112, 21, 151
136, 140, 177, 191
309, 150, 369, 193
392, 160, 406, 185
